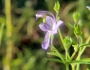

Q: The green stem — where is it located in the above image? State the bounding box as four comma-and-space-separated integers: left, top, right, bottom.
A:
71, 51, 77, 60
58, 29, 65, 48
3, 0, 13, 70
50, 36, 65, 64
56, 11, 65, 49
55, 10, 70, 70
0, 23, 4, 45
77, 36, 90, 59
76, 36, 90, 70
75, 35, 82, 70
76, 44, 80, 69
66, 50, 68, 61
66, 64, 69, 70
66, 50, 69, 70
71, 64, 76, 70
52, 46, 65, 63
76, 52, 80, 70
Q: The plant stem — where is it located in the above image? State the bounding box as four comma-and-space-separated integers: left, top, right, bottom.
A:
55, 10, 70, 70
71, 51, 77, 60
56, 11, 70, 70
66, 50, 69, 70
3, 0, 13, 70
76, 36, 81, 70
66, 50, 68, 61
77, 36, 90, 59
71, 64, 76, 70
75, 35, 90, 70
76, 55, 80, 70
66, 64, 69, 70
55, 11, 65, 48
0, 23, 4, 45
75, 36, 90, 70
58, 29, 65, 48
52, 46, 65, 63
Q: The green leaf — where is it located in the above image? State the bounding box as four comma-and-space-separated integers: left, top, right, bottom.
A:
47, 52, 59, 57
46, 58, 63, 63
80, 44, 90, 47
63, 36, 72, 50
73, 12, 80, 22
53, 1, 60, 13
47, 52, 65, 59
72, 44, 78, 52
74, 25, 82, 36
71, 58, 90, 64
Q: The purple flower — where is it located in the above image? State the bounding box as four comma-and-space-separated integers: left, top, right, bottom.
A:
36, 11, 63, 50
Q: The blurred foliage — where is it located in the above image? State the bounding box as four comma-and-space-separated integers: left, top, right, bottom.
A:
0, 0, 90, 70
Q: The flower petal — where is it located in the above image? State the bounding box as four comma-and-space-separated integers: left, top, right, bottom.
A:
36, 13, 43, 20
50, 29, 57, 34
50, 20, 63, 34
42, 32, 50, 50
39, 23, 51, 32
36, 11, 55, 20
46, 16, 56, 30
56, 20, 63, 28
39, 16, 56, 31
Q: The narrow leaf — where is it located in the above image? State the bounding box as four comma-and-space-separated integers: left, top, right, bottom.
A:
46, 58, 63, 63
47, 52, 65, 59
80, 44, 90, 47
71, 58, 90, 64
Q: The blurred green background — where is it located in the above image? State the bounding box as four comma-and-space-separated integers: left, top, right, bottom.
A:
0, 0, 90, 70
